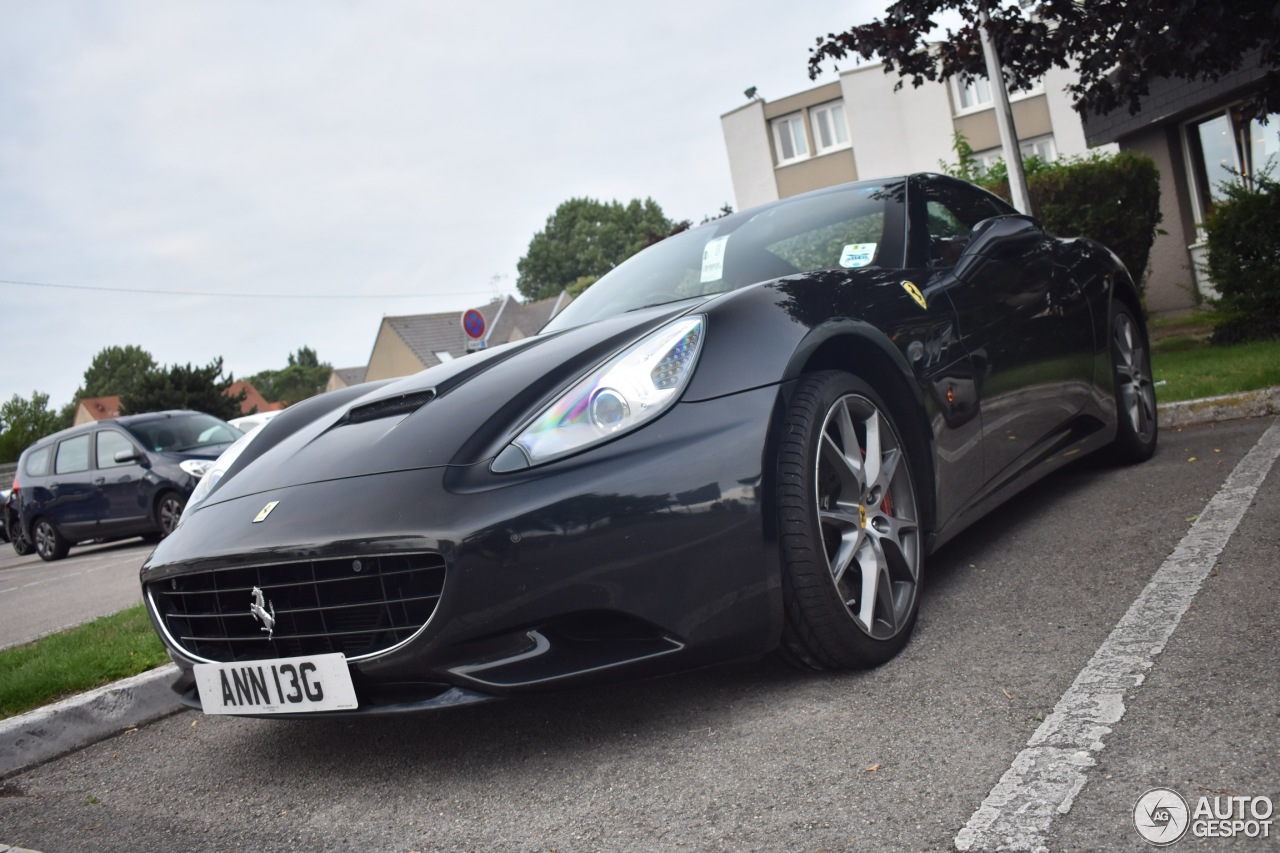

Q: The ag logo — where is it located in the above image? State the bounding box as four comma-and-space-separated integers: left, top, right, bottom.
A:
900, 280, 927, 310
1134, 788, 1190, 846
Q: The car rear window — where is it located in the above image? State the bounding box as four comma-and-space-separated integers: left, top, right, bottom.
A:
23, 446, 52, 477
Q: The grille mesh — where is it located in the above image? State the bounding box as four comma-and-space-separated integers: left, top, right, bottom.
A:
148, 552, 445, 663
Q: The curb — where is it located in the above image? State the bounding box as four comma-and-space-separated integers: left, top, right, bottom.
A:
0, 664, 185, 780
1157, 386, 1280, 428
1, 389, 1277, 782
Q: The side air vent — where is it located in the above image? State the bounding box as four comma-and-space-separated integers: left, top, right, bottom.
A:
342, 390, 435, 425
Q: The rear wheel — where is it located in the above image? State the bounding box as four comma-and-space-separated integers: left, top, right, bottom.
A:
1108, 302, 1158, 464
33, 518, 70, 562
777, 371, 923, 670
10, 520, 33, 556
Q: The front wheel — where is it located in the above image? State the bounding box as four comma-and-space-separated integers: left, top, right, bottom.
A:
155, 492, 186, 538
34, 518, 70, 562
1108, 302, 1158, 464
777, 371, 924, 670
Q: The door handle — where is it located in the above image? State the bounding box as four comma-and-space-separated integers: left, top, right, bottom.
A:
94, 477, 106, 485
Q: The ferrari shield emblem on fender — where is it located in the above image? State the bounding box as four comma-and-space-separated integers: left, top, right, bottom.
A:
253, 501, 280, 523
901, 280, 927, 310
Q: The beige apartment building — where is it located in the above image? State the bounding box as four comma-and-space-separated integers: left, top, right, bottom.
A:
721, 62, 1094, 212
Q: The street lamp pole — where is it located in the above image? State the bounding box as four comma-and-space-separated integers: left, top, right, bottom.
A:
977, 0, 1032, 214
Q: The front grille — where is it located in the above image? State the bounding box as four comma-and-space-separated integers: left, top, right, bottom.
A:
148, 552, 445, 663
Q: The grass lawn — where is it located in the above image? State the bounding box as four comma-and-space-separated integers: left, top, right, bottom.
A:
1149, 311, 1280, 403
0, 604, 169, 720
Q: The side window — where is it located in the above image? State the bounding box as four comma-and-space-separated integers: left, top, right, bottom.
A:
924, 180, 1009, 267
24, 446, 52, 477
54, 434, 91, 475
96, 430, 137, 469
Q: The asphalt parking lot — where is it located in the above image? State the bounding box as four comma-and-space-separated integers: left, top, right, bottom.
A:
0, 540, 154, 650
1, 417, 1277, 852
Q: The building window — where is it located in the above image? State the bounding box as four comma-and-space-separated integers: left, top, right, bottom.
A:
771, 112, 809, 165
810, 100, 850, 154
1185, 107, 1280, 219
952, 75, 1045, 115
955, 75, 993, 112
971, 135, 1058, 174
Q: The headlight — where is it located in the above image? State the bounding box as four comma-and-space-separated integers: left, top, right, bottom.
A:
492, 315, 704, 472
179, 459, 214, 478
179, 424, 266, 523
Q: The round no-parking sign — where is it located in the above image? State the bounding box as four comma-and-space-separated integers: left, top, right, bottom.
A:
462, 308, 486, 339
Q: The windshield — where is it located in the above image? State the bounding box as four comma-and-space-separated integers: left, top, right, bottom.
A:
126, 413, 243, 453
544, 181, 903, 332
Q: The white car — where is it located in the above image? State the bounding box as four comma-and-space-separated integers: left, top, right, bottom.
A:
228, 410, 282, 433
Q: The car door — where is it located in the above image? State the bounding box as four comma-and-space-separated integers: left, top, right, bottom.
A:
910, 175, 1094, 493
47, 433, 100, 540
95, 428, 151, 535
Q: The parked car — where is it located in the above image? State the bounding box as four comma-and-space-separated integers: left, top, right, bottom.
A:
12, 410, 242, 562
141, 174, 1157, 717
228, 410, 282, 434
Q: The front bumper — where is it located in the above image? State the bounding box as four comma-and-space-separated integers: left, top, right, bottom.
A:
141, 384, 787, 715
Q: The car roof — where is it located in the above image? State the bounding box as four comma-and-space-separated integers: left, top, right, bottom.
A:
20, 410, 208, 455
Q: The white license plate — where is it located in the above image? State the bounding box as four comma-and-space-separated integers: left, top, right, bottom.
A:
194, 653, 358, 715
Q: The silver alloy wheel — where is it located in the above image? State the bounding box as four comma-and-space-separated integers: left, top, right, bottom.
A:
35, 520, 57, 560
158, 495, 184, 536
1114, 311, 1156, 443
814, 393, 921, 639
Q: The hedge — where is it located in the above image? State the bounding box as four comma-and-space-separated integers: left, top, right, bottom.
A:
950, 144, 1163, 297
1204, 174, 1280, 343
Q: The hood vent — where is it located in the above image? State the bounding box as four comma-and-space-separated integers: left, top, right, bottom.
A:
341, 390, 436, 425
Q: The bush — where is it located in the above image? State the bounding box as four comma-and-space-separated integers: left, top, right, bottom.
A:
946, 142, 1162, 296
1204, 174, 1280, 344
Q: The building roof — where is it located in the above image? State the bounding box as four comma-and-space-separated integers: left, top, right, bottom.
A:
74, 395, 122, 424
1081, 49, 1269, 146
224, 380, 284, 415
385, 298, 506, 368
333, 366, 368, 386
385, 293, 570, 368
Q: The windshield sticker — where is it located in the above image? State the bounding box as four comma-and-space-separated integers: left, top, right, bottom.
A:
700, 236, 729, 283
839, 243, 877, 268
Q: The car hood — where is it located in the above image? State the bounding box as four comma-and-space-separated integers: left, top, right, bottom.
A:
201, 302, 704, 507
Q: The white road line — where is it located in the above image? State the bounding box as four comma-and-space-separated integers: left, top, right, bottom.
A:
955, 418, 1280, 853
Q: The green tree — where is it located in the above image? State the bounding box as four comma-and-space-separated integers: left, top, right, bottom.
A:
74, 345, 158, 401
250, 346, 331, 406
808, 0, 1280, 118
0, 392, 64, 463
120, 358, 245, 421
516, 198, 675, 301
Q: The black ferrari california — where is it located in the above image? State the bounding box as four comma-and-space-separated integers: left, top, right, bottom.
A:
140, 173, 1157, 716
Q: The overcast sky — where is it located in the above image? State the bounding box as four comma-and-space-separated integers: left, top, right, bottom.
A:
1, 0, 895, 412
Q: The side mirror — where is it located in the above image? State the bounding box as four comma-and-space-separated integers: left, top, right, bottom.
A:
114, 448, 146, 465
953, 215, 1043, 281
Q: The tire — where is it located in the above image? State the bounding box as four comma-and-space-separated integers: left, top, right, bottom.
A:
777, 371, 924, 670
11, 521, 33, 556
1107, 302, 1158, 464
33, 518, 70, 562
155, 492, 186, 538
